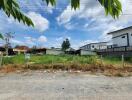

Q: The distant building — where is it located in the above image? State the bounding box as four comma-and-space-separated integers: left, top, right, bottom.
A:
46, 48, 64, 55
65, 48, 76, 55
80, 42, 107, 51
76, 49, 96, 56
13, 46, 29, 54
108, 26, 132, 47
0, 47, 14, 55
27, 48, 46, 55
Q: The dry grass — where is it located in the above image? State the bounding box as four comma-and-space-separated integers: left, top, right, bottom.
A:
0, 65, 17, 73
0, 63, 132, 77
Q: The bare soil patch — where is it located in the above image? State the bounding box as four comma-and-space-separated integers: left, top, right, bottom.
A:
0, 64, 132, 77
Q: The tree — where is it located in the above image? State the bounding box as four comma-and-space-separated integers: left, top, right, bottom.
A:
61, 38, 70, 51
0, 33, 3, 39
0, 0, 122, 38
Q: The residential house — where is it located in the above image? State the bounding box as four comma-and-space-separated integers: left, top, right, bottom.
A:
107, 26, 132, 47
80, 42, 108, 51
13, 46, 29, 54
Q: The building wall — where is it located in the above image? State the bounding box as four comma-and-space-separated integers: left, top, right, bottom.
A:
90, 43, 107, 50
80, 44, 91, 50
13, 49, 27, 55
111, 28, 132, 47
112, 34, 128, 47
129, 33, 132, 46
80, 50, 96, 56
80, 43, 107, 51
46, 49, 64, 55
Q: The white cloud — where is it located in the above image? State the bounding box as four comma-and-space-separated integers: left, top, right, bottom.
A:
57, 6, 77, 25
24, 37, 36, 41
47, 36, 71, 48
19, 0, 54, 14
24, 37, 36, 46
27, 12, 49, 32
38, 35, 47, 42
64, 22, 79, 30
11, 35, 48, 47
11, 37, 36, 47
0, 11, 28, 31
56, 37, 63, 41
57, 0, 132, 42
80, 40, 98, 46
57, 0, 100, 25
56, 36, 71, 42
11, 39, 24, 45
99, 25, 123, 42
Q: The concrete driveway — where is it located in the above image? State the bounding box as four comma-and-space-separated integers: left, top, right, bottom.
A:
0, 71, 132, 100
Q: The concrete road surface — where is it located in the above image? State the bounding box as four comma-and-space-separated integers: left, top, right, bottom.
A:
0, 71, 132, 100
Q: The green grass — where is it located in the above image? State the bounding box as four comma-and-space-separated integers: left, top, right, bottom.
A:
102, 56, 122, 65
2, 55, 25, 65
29, 55, 99, 64
2, 54, 132, 66
2, 54, 98, 65
102, 56, 132, 65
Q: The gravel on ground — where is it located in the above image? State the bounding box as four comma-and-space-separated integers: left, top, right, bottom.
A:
0, 71, 132, 100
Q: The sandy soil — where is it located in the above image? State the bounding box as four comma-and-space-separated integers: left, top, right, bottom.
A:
0, 71, 132, 100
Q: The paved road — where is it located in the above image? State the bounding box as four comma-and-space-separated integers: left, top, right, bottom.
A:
0, 71, 132, 100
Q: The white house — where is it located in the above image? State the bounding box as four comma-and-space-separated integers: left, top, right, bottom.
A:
80, 42, 107, 51
46, 48, 64, 55
108, 26, 132, 47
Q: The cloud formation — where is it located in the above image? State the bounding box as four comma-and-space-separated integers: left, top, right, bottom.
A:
27, 12, 49, 32
38, 35, 47, 43
57, 0, 132, 41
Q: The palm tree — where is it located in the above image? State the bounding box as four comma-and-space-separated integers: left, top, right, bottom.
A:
0, 0, 122, 37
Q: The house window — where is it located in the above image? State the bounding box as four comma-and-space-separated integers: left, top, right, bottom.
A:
122, 36, 125, 38
92, 45, 94, 48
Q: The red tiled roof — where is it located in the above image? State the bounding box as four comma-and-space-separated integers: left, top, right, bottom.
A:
15, 46, 29, 50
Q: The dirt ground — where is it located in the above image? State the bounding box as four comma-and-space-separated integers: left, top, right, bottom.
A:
0, 71, 132, 100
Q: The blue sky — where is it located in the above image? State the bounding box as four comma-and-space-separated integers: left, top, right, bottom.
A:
0, 0, 132, 49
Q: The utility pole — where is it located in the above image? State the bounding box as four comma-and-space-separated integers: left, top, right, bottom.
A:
4, 32, 14, 56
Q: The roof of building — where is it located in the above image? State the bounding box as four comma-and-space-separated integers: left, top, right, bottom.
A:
47, 48, 62, 51
80, 42, 108, 48
88, 42, 107, 45
107, 26, 132, 35
15, 46, 29, 50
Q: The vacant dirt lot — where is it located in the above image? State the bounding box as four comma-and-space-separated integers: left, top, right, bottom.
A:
0, 71, 132, 100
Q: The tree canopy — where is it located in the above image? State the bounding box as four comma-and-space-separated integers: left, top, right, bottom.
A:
61, 38, 71, 51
